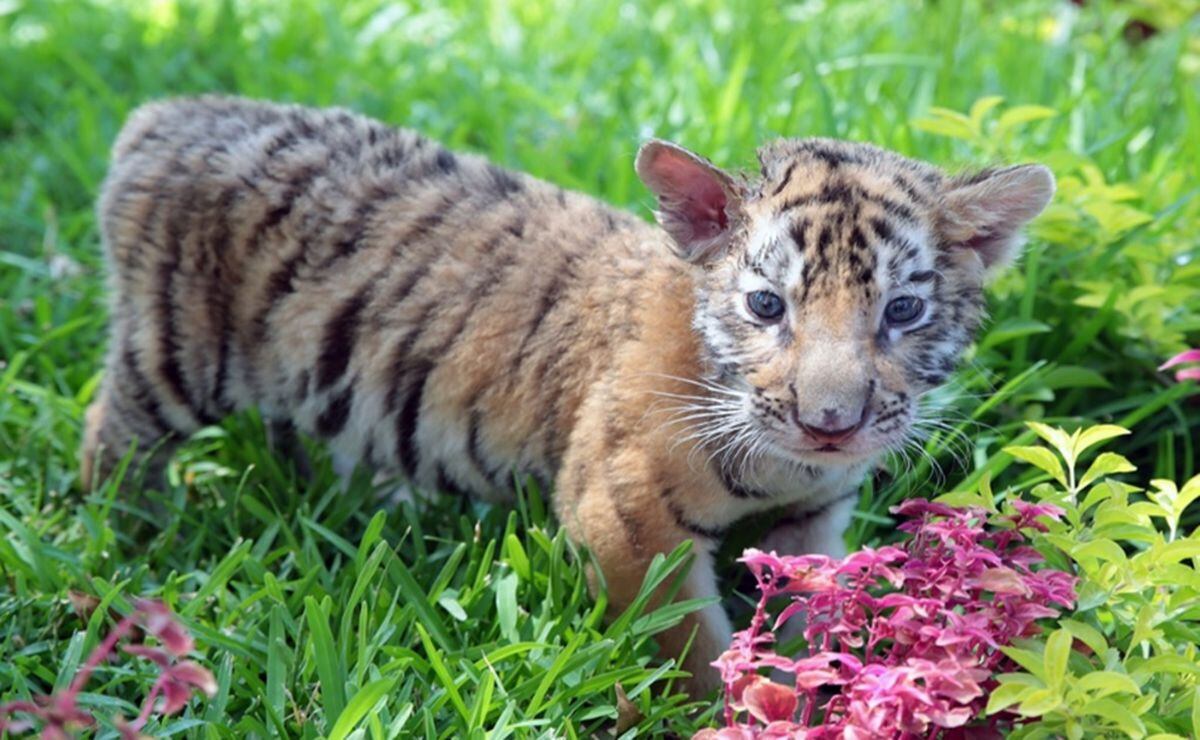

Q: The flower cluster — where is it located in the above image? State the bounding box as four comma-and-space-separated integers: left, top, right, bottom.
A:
0, 599, 215, 739
697, 499, 1076, 739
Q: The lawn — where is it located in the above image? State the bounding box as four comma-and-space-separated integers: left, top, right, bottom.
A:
1, 0, 1198, 737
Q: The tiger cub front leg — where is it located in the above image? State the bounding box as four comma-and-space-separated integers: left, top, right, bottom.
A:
556, 436, 730, 697
758, 490, 860, 560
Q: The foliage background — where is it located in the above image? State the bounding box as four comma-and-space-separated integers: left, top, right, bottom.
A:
1, 0, 1197, 736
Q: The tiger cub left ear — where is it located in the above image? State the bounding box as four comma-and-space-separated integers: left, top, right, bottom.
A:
937, 164, 1055, 271
635, 139, 743, 263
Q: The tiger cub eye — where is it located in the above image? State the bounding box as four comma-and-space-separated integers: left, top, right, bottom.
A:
747, 291, 785, 321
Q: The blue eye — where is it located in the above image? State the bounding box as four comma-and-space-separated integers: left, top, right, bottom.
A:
747, 291, 785, 321
885, 296, 925, 326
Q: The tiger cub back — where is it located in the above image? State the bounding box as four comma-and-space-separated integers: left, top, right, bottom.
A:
83, 95, 659, 493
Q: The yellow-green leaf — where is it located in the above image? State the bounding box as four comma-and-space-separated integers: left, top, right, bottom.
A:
912, 107, 978, 141
986, 681, 1039, 715
1016, 688, 1063, 717
1044, 628, 1072, 691
996, 104, 1058, 135
1161, 539, 1200, 564
1079, 452, 1136, 489
1005, 445, 1067, 487
1002, 646, 1047, 681
969, 95, 1005, 127
1060, 618, 1107, 656
1026, 422, 1076, 467
1081, 697, 1147, 738
1072, 538, 1128, 566
1075, 425, 1131, 457
1075, 671, 1141, 698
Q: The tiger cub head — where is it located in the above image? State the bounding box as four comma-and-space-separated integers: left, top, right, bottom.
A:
636, 137, 1053, 469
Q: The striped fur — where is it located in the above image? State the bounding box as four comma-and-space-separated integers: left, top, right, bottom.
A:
82, 96, 1053, 695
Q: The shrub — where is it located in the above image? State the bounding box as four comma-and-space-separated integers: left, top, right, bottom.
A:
696, 497, 1075, 738
977, 423, 1200, 739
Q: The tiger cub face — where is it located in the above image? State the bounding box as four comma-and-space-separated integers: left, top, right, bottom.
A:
637, 138, 1053, 470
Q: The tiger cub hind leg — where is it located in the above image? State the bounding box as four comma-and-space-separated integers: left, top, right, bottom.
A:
80, 362, 186, 492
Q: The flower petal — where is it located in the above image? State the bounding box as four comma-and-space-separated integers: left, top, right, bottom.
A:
743, 679, 799, 724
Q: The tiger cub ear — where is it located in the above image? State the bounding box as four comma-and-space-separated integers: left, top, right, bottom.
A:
635, 139, 743, 263
937, 164, 1056, 272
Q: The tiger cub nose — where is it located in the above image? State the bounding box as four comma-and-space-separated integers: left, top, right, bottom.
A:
797, 405, 869, 445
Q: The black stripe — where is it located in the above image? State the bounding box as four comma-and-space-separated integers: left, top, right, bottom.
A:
381, 298, 441, 417
716, 464, 771, 500
394, 359, 434, 476
486, 165, 524, 197
788, 219, 810, 254
316, 284, 372, 391
121, 343, 173, 434
803, 144, 860, 168
466, 407, 499, 484
910, 270, 937, 283
507, 271, 565, 375
435, 465, 468, 497
434, 148, 458, 174
664, 490, 725, 540
206, 186, 239, 415
315, 385, 354, 438
154, 180, 217, 426
867, 193, 917, 222
869, 217, 894, 243
770, 162, 798, 196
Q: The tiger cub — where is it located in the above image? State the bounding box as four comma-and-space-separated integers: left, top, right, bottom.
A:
82, 95, 1053, 694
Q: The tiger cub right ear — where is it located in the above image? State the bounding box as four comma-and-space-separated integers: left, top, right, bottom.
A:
635, 139, 743, 263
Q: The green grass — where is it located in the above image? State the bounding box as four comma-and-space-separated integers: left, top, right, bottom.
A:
1, 0, 1198, 736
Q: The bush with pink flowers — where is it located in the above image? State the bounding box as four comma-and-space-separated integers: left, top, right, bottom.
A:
0, 600, 215, 739
695, 496, 1076, 739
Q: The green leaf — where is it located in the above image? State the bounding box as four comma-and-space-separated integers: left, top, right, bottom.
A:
1060, 619, 1107, 656
1081, 697, 1147, 738
1072, 538, 1128, 566
1016, 688, 1063, 717
1002, 646, 1047, 681
503, 533, 531, 581
1079, 452, 1137, 489
1026, 422, 1076, 467
1041, 365, 1112, 390
328, 678, 397, 740
1075, 671, 1141, 698
912, 107, 978, 140
1074, 425, 1131, 457
1043, 628, 1071, 692
969, 95, 1005, 127
414, 622, 470, 724
1192, 685, 1200, 740
987, 680, 1041, 714
995, 104, 1058, 136
1160, 539, 1200, 564
305, 596, 346, 726
980, 318, 1052, 349
1005, 445, 1068, 487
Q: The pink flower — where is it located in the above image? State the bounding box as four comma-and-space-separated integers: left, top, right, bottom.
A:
136, 600, 195, 656
743, 678, 799, 724
1161, 348, 1200, 382
0, 600, 214, 737
1009, 500, 1066, 531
